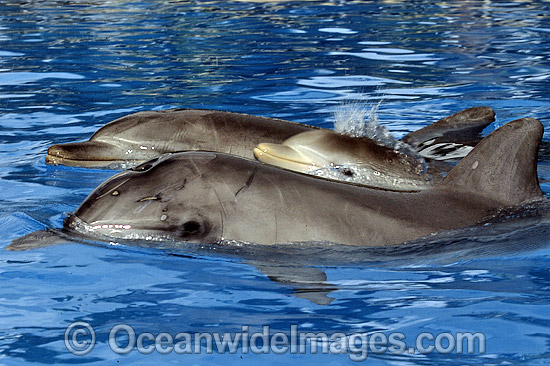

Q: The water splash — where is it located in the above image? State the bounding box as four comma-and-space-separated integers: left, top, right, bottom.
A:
333, 100, 383, 139
333, 101, 426, 170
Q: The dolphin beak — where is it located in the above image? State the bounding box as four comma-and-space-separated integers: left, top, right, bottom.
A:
253, 143, 322, 173
46, 141, 131, 168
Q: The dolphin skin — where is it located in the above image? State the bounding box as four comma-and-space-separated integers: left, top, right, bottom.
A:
45, 107, 495, 170
12, 117, 542, 249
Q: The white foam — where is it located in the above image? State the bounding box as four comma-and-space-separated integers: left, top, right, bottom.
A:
332, 101, 426, 168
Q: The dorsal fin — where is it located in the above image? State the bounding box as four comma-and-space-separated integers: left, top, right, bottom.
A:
438, 118, 543, 206
403, 106, 495, 148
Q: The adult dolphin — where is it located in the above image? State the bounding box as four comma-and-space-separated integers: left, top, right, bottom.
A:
15, 117, 542, 248
45, 107, 495, 170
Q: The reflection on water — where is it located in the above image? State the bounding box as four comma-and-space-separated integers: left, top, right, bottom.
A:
0, 0, 550, 365
1, 1, 549, 120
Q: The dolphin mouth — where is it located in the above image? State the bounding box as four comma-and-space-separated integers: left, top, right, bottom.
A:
65, 213, 198, 243
46, 141, 143, 168
253, 143, 326, 173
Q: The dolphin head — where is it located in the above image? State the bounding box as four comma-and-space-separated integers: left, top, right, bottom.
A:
45, 109, 201, 169
45, 117, 169, 169
68, 152, 225, 242
254, 129, 432, 191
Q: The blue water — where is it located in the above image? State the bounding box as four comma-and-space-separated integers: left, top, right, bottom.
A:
1, 0, 550, 364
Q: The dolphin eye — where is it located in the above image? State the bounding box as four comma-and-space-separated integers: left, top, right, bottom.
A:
339, 168, 355, 177
179, 220, 204, 238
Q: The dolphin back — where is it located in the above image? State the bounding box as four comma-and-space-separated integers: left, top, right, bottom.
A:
438, 118, 543, 206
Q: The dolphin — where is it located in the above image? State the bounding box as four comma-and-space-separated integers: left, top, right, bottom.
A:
45, 109, 313, 169
253, 129, 435, 191
13, 117, 542, 248
45, 107, 495, 170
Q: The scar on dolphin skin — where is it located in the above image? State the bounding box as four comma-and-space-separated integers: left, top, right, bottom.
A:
94, 177, 131, 200
137, 193, 162, 202
235, 167, 257, 198
174, 178, 188, 191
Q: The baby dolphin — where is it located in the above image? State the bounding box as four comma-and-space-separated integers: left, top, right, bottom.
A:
254, 129, 433, 191
13, 117, 542, 248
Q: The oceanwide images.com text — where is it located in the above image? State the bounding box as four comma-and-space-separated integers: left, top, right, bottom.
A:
65, 322, 486, 361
